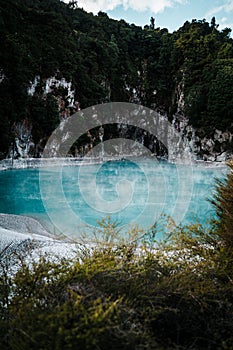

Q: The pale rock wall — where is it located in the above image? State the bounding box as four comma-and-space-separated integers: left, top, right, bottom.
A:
8, 119, 34, 159
0, 69, 5, 84
172, 79, 233, 162
7, 73, 233, 162
11, 74, 79, 159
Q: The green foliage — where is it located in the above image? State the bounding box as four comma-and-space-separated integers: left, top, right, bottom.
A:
212, 161, 233, 246
1, 0, 233, 157
28, 94, 60, 143
206, 59, 233, 131
174, 19, 233, 131
0, 219, 233, 350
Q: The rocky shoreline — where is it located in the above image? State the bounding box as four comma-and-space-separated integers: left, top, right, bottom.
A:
0, 213, 80, 260
0, 156, 227, 172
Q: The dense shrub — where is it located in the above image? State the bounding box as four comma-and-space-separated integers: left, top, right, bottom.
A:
0, 221, 233, 350
212, 161, 233, 247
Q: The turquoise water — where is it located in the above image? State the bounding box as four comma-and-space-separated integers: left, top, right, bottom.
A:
0, 159, 227, 238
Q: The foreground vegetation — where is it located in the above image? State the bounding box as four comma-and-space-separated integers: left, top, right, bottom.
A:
0, 164, 233, 350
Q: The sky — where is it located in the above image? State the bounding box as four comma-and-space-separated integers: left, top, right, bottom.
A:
63, 0, 233, 34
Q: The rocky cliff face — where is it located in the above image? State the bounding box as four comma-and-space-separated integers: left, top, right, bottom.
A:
6, 73, 233, 163
172, 80, 233, 162
8, 73, 80, 159
1, 0, 232, 163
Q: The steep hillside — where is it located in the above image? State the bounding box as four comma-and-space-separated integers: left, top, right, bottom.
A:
0, 0, 233, 161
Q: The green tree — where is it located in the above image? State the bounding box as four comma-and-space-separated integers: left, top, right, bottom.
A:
150, 17, 155, 30
212, 161, 233, 247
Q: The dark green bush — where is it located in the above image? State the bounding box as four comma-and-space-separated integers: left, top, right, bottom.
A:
212, 161, 233, 247
0, 222, 233, 349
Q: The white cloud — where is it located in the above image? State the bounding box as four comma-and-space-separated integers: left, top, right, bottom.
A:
225, 0, 233, 12
220, 17, 228, 23
219, 17, 233, 26
63, 0, 186, 14
205, 0, 233, 18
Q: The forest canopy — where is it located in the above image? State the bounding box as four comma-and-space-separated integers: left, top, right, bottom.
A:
0, 0, 233, 157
